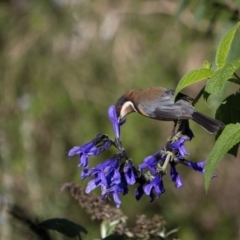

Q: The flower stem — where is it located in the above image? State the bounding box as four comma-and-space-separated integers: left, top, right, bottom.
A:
115, 137, 123, 152
159, 152, 172, 174
192, 85, 205, 106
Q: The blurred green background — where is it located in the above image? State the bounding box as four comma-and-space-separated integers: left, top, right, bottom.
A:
1, 0, 240, 239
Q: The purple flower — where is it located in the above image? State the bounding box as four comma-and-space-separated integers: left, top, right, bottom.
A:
143, 175, 165, 198
134, 184, 145, 201
68, 141, 99, 168
82, 157, 121, 194
85, 176, 102, 194
123, 162, 136, 185
108, 105, 125, 139
101, 177, 128, 208
180, 159, 206, 174
68, 136, 112, 168
81, 158, 120, 179
139, 151, 163, 174
108, 105, 120, 138
104, 140, 112, 150
68, 142, 95, 157
135, 184, 155, 202
170, 136, 190, 159
170, 162, 183, 188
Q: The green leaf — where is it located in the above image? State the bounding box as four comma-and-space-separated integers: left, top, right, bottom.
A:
38, 218, 87, 239
165, 227, 180, 238
204, 123, 240, 191
215, 92, 240, 156
101, 220, 109, 239
174, 68, 214, 98
205, 59, 240, 95
215, 22, 240, 68
102, 234, 126, 240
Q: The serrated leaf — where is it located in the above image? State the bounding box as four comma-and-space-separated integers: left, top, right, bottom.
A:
204, 77, 240, 102
215, 92, 240, 156
204, 123, 240, 191
215, 22, 240, 68
216, 92, 240, 125
102, 234, 126, 240
174, 68, 214, 98
205, 59, 240, 95
38, 218, 87, 238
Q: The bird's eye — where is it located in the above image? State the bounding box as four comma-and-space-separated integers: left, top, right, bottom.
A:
116, 105, 121, 111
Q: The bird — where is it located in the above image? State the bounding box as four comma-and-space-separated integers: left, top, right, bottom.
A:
115, 87, 225, 134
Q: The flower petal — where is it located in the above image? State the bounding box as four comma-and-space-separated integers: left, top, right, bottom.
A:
170, 164, 183, 188
108, 105, 120, 138
81, 168, 89, 179
100, 177, 128, 207
79, 153, 88, 168
153, 175, 165, 196
113, 192, 121, 208
111, 169, 121, 185
104, 140, 112, 150
85, 178, 101, 193
139, 151, 162, 174
143, 182, 153, 196
124, 163, 136, 185
135, 185, 144, 201
68, 146, 82, 157
183, 160, 206, 174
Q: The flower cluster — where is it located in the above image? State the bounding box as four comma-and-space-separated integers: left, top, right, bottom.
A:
68, 105, 206, 208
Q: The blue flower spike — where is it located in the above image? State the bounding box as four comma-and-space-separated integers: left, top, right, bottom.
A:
108, 105, 126, 151
68, 105, 211, 208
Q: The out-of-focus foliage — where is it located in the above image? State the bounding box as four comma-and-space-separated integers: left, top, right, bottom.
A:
174, 21, 240, 189
38, 218, 87, 238
0, 0, 240, 240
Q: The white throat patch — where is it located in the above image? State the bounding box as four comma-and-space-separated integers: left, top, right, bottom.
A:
120, 101, 138, 119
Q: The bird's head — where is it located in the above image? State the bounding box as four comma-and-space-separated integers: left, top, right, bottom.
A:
115, 92, 137, 121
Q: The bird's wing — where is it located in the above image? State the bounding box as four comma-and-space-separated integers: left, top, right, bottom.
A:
137, 95, 194, 121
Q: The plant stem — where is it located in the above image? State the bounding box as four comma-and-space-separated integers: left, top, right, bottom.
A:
192, 85, 205, 106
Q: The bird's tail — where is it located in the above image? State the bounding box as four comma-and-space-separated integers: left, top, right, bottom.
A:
192, 111, 225, 134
